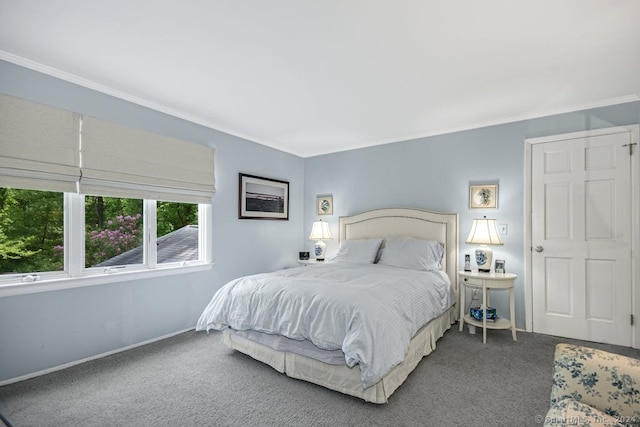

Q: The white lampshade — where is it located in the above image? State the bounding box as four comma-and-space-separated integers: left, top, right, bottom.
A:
309, 220, 333, 261
309, 220, 333, 240
466, 217, 503, 272
466, 218, 503, 245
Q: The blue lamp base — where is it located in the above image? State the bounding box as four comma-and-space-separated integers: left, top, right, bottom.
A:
475, 245, 493, 272
314, 240, 327, 261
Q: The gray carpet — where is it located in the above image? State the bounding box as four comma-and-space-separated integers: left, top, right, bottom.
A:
1, 326, 638, 427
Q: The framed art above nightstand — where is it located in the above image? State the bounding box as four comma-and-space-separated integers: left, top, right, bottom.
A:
469, 184, 498, 209
316, 195, 333, 215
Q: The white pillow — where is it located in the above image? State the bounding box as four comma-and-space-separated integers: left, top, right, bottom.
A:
378, 237, 444, 271
332, 239, 383, 264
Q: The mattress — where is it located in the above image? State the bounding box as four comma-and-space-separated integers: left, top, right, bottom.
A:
232, 330, 346, 365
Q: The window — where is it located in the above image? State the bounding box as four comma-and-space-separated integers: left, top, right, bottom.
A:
0, 188, 211, 285
0, 188, 64, 274
156, 201, 199, 265
84, 196, 144, 268
0, 94, 215, 291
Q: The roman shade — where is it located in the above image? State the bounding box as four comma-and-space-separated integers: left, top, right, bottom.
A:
0, 94, 80, 192
80, 117, 215, 204
0, 94, 215, 203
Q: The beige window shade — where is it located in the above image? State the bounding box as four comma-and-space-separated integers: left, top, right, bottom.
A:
80, 116, 215, 204
0, 94, 80, 192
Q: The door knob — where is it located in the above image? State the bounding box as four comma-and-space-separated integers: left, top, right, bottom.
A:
535, 246, 544, 252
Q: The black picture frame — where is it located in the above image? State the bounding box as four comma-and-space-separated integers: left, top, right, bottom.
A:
238, 173, 289, 220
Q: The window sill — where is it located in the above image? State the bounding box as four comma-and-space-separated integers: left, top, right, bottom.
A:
0, 263, 214, 298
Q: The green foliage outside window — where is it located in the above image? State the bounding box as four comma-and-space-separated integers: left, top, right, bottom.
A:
83, 195, 144, 267
0, 188, 199, 274
157, 201, 198, 237
0, 188, 64, 273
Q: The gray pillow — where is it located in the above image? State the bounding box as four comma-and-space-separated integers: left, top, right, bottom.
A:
332, 239, 383, 264
378, 237, 444, 271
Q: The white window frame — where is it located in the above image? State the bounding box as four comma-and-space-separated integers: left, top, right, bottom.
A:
0, 191, 213, 297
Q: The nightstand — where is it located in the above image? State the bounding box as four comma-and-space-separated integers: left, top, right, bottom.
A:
458, 270, 517, 344
297, 259, 325, 265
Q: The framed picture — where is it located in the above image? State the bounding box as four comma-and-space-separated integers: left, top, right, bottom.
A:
469, 184, 498, 209
239, 173, 289, 220
495, 259, 506, 274
316, 195, 333, 215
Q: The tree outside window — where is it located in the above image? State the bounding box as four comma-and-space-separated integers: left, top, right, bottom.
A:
0, 188, 64, 274
0, 188, 201, 276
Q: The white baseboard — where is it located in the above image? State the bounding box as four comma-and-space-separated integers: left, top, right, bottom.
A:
0, 327, 194, 387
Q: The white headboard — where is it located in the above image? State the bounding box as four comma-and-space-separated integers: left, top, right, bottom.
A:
339, 208, 459, 291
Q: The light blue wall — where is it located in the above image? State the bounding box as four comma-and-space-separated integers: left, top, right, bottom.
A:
304, 101, 640, 330
2, 58, 639, 382
0, 61, 305, 382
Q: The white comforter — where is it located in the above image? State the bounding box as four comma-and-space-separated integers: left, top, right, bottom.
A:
196, 263, 453, 388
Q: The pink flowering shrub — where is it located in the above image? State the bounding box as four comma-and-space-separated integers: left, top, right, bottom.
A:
80, 213, 143, 267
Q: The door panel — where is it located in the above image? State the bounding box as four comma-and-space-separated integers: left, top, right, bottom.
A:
545, 257, 572, 316
545, 183, 571, 239
585, 259, 614, 321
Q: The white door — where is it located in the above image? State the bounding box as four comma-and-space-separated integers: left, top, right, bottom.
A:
531, 128, 633, 346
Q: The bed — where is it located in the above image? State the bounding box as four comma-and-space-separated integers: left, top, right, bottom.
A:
197, 208, 459, 404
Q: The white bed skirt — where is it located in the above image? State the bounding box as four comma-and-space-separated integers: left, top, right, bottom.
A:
222, 305, 457, 404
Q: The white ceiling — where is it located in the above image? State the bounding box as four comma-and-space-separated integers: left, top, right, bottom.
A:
1, 1, 639, 157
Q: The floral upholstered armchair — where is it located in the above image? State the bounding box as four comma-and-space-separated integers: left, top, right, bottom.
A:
544, 343, 640, 426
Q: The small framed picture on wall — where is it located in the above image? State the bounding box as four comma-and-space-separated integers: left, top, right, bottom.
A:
469, 184, 498, 209
316, 195, 333, 215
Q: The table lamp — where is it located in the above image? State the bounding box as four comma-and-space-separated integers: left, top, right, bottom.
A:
309, 220, 333, 261
466, 216, 503, 272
